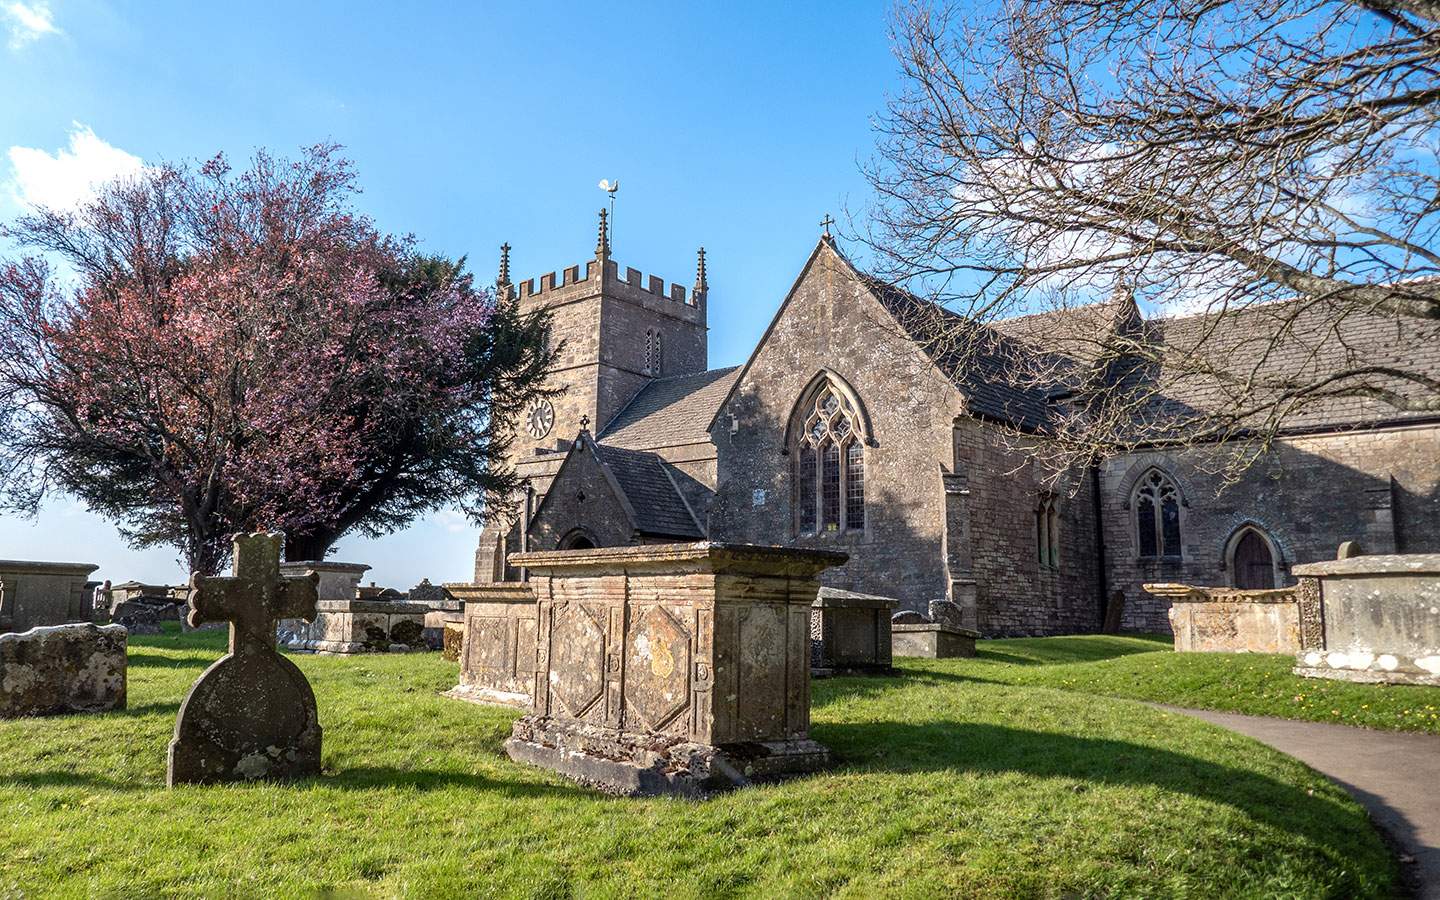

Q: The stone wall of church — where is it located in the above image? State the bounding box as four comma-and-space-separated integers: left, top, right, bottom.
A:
599, 295, 706, 384
527, 445, 636, 551
956, 420, 1103, 637
710, 247, 962, 610
1102, 421, 1440, 632
711, 245, 1106, 636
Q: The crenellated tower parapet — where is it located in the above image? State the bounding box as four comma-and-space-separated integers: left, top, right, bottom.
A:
502, 210, 711, 459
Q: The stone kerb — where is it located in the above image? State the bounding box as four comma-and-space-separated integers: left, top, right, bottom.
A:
504, 542, 846, 797
442, 582, 536, 708
1290, 552, 1440, 685
0, 622, 126, 718
811, 587, 899, 675
1145, 583, 1302, 654
0, 560, 101, 634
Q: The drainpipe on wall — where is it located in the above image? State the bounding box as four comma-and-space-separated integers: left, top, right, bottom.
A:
1091, 460, 1109, 631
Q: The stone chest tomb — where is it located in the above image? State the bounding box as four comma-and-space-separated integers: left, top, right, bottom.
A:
0, 560, 101, 633
810, 587, 898, 674
1292, 550, 1440, 686
505, 542, 845, 796
444, 582, 536, 708
1147, 583, 1301, 654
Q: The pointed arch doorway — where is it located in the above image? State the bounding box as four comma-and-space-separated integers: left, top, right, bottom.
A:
1231, 530, 1277, 590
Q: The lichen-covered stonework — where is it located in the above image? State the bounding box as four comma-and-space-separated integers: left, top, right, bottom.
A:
504, 543, 843, 796
0, 622, 126, 718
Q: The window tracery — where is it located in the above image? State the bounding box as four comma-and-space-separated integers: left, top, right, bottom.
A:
1133, 469, 1183, 558
793, 384, 864, 533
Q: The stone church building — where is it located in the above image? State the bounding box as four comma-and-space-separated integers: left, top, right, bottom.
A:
474, 217, 1440, 636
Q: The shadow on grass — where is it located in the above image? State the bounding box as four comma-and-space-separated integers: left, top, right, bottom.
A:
0, 773, 141, 792
0, 763, 591, 799
317, 765, 595, 799
976, 634, 1172, 666
812, 667, 1005, 709
815, 718, 1384, 879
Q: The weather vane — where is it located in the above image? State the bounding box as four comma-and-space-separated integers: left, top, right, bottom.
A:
599, 179, 619, 250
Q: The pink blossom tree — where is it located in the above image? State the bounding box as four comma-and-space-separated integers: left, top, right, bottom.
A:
0, 145, 552, 574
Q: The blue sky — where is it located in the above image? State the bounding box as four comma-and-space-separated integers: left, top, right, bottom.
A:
0, 0, 900, 588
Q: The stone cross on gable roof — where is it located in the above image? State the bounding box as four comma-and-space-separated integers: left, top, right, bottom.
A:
188, 532, 319, 656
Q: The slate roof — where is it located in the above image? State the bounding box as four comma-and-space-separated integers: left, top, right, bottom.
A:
862, 276, 1065, 431
1124, 298, 1440, 434
864, 271, 1440, 437
600, 366, 742, 449
592, 442, 705, 538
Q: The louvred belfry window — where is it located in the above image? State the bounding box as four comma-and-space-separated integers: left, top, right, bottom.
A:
793, 385, 865, 534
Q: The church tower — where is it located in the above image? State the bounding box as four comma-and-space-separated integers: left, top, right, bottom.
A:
507, 210, 708, 452
474, 213, 710, 581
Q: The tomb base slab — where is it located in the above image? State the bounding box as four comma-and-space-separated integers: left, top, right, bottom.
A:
506, 715, 831, 798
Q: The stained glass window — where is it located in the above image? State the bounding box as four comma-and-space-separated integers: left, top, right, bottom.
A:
1036, 496, 1060, 568
822, 443, 841, 530
799, 445, 817, 533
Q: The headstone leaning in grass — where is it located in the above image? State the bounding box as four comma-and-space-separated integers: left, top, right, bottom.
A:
167, 533, 322, 787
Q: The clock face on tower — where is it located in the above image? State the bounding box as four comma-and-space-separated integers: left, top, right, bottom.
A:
526, 399, 555, 439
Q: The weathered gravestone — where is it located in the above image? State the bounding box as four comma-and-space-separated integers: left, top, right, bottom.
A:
1146, 582, 1300, 654
167, 533, 321, 786
1292, 546, 1440, 686
0, 622, 126, 717
0, 560, 100, 633
810, 587, 898, 675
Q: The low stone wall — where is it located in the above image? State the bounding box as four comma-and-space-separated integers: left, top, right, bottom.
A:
1291, 553, 1440, 686
0, 623, 126, 717
0, 560, 101, 633
1146, 584, 1301, 654
444, 583, 536, 707
505, 542, 846, 796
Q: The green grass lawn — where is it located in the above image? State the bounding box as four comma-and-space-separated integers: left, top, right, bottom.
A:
951, 634, 1440, 733
0, 628, 1414, 899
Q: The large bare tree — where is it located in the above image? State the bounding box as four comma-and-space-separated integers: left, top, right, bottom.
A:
863, 0, 1440, 472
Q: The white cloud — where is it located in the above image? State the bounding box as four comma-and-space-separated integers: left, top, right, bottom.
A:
8, 122, 144, 211
3, 1, 60, 49
429, 510, 472, 533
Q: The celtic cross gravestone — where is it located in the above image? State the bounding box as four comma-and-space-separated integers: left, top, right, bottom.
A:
167, 533, 322, 786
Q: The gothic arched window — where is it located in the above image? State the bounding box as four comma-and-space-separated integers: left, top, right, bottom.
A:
794, 385, 864, 533
643, 328, 663, 376
1133, 469, 1183, 558
1036, 495, 1060, 568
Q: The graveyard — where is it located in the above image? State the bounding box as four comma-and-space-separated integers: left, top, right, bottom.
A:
0, 620, 1425, 899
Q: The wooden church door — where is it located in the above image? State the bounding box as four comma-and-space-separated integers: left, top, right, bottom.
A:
1234, 531, 1275, 590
